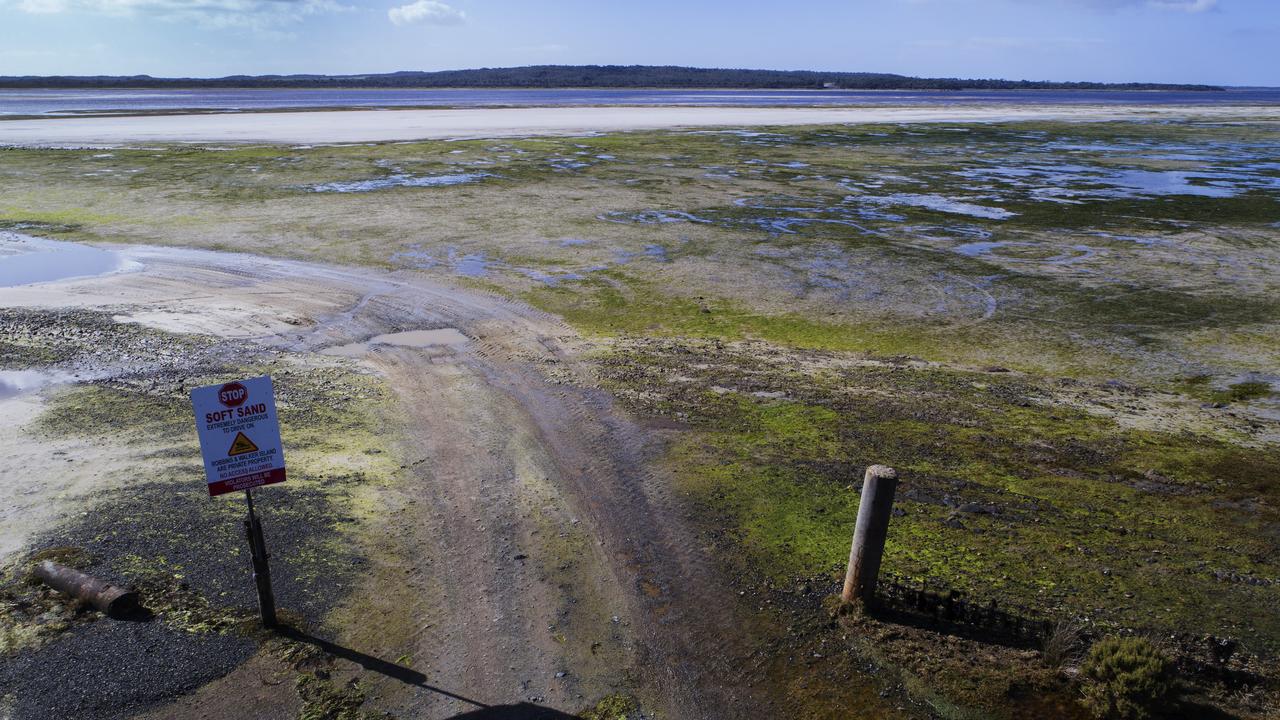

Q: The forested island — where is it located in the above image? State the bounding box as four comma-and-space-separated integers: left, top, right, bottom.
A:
0, 65, 1224, 91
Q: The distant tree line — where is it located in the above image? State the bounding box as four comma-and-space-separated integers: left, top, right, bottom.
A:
0, 65, 1224, 91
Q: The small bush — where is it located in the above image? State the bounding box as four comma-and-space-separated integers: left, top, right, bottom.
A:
1080, 636, 1177, 720
1042, 617, 1084, 669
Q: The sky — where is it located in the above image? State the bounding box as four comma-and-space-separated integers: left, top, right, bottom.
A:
0, 0, 1276, 85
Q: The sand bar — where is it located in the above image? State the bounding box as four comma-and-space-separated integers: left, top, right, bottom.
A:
2, 104, 1277, 145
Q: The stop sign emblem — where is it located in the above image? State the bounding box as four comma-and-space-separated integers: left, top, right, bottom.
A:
218, 382, 249, 408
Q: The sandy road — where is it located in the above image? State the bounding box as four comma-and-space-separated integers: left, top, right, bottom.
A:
0, 244, 791, 718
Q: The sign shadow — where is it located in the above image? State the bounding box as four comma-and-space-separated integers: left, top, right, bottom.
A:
275, 626, 578, 719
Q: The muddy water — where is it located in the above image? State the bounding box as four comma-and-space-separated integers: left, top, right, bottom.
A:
0, 232, 136, 287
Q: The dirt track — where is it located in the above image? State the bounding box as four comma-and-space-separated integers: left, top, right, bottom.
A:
0, 244, 815, 718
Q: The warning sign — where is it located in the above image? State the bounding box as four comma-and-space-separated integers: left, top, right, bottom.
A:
228, 432, 259, 456
191, 376, 286, 497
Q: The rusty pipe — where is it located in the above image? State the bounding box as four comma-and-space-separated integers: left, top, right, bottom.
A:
32, 561, 141, 619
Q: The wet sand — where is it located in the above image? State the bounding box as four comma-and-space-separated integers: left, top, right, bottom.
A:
1, 104, 1277, 145
0, 242, 830, 718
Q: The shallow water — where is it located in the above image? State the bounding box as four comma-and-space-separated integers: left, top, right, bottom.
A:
0, 233, 134, 287
515, 268, 587, 286
858, 193, 1017, 220
391, 245, 494, 277
310, 172, 491, 193
954, 241, 1012, 257
598, 210, 712, 225
6, 87, 1280, 116
453, 253, 491, 277
953, 240, 1095, 265
0, 370, 61, 400
956, 148, 1280, 202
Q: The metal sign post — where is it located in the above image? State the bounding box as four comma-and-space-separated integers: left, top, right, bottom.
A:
243, 488, 277, 628
191, 375, 288, 630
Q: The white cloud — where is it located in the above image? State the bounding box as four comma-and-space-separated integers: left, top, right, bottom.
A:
387, 0, 462, 26
900, 0, 1220, 10
7, 0, 347, 28
1146, 0, 1217, 10
1063, 0, 1220, 10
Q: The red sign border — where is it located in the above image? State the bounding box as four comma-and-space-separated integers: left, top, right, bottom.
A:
207, 468, 286, 497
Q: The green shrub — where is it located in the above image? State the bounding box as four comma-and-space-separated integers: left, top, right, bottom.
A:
1080, 636, 1177, 720
581, 694, 638, 720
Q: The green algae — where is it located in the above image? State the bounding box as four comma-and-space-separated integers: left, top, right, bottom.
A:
523, 272, 952, 356
580, 694, 640, 720
297, 673, 379, 720
3, 121, 1276, 389
601, 339, 1280, 656
1217, 381, 1273, 404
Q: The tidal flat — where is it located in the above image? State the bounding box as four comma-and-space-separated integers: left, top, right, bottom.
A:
1, 117, 1278, 719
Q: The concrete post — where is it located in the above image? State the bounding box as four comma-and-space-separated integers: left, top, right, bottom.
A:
841, 465, 899, 605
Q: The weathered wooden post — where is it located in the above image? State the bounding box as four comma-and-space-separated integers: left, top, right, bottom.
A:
841, 464, 899, 605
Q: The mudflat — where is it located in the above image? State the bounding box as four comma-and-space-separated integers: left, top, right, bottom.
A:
0, 103, 1277, 145
1, 115, 1277, 720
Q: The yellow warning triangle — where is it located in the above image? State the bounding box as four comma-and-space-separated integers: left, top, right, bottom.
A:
228, 432, 260, 457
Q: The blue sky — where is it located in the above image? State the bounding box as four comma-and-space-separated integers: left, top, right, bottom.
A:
0, 0, 1275, 85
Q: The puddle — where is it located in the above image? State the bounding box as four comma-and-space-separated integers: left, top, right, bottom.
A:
723, 196, 890, 235
0, 233, 137, 288
1067, 170, 1242, 199
955, 241, 1013, 257
391, 245, 494, 277
699, 129, 796, 146
702, 166, 740, 180
454, 253, 491, 277
0, 370, 64, 400
323, 328, 470, 357
310, 172, 492, 193
908, 224, 994, 241
549, 159, 592, 171
644, 244, 670, 262
956, 160, 1280, 202
598, 210, 712, 225
954, 241, 1095, 265
857, 194, 1017, 220
1090, 230, 1164, 247
516, 268, 586, 286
